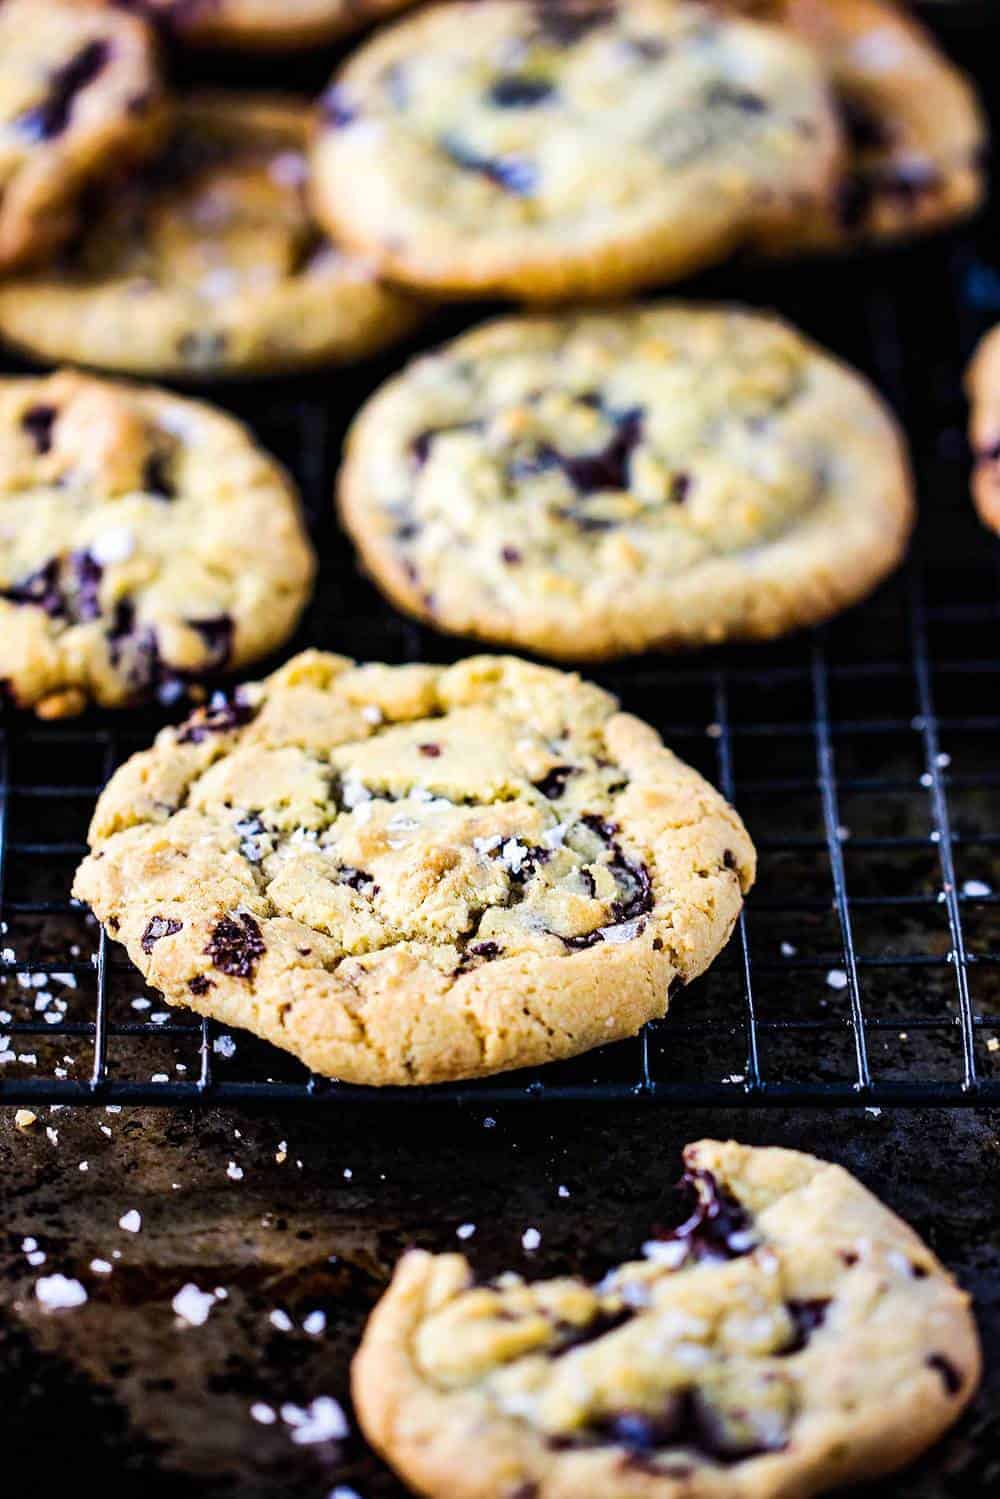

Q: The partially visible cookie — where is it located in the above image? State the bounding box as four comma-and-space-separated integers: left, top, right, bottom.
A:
354, 1138, 982, 1499
967, 324, 1000, 534
0, 95, 424, 378
73, 649, 755, 1084
0, 0, 167, 271
311, 0, 843, 300
0, 370, 315, 717
337, 304, 914, 660
733, 0, 986, 251
133, 0, 420, 49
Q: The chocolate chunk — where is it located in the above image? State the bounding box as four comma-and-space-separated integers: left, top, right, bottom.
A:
587, 1388, 781, 1464
410, 421, 482, 467
177, 689, 257, 744
418, 742, 441, 757
142, 452, 176, 499
533, 2, 615, 45
534, 765, 575, 799
22, 404, 57, 454
187, 974, 214, 995
189, 614, 234, 670
205, 912, 266, 980
781, 1298, 830, 1354
670, 472, 691, 504
927, 1353, 962, 1396
106, 597, 161, 692
841, 97, 891, 153
534, 408, 643, 496
68, 550, 104, 622
501, 545, 523, 565
17, 40, 111, 141
551, 1304, 633, 1356
650, 1167, 755, 1263
1, 550, 103, 624
443, 137, 537, 195
1, 559, 64, 617
706, 82, 767, 115
234, 814, 267, 864
141, 915, 183, 954
489, 75, 554, 108
337, 866, 376, 892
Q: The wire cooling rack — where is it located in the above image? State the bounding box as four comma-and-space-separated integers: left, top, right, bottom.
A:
2, 30, 999, 1107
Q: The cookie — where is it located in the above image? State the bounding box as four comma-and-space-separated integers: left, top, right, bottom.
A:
72, 650, 755, 1085
337, 304, 914, 660
133, 0, 419, 49
732, 0, 986, 251
0, 370, 315, 717
966, 325, 1000, 535
0, 94, 425, 379
353, 1138, 982, 1499
0, 0, 167, 271
310, 0, 843, 300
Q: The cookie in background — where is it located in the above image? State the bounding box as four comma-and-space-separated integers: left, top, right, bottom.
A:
0, 95, 425, 378
337, 303, 914, 659
730, 0, 987, 251
0, 0, 168, 271
0, 370, 315, 717
311, 0, 845, 300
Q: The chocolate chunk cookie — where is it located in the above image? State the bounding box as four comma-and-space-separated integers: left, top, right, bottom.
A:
338, 304, 914, 660
353, 1139, 981, 1499
967, 324, 1000, 535
0, 0, 167, 271
735, 0, 986, 252
311, 0, 842, 300
0, 94, 423, 379
133, 0, 420, 50
0, 370, 315, 716
73, 650, 755, 1084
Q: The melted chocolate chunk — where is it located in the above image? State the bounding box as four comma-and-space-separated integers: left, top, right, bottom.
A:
322, 86, 358, 128
337, 865, 377, 892
551, 1304, 633, 1357
189, 614, 234, 670
177, 689, 257, 744
586, 1387, 777, 1464
671, 472, 691, 504
781, 1298, 830, 1354
580, 813, 652, 922
106, 598, 161, 692
534, 765, 575, 800
140, 915, 183, 954
22, 404, 57, 454
443, 137, 537, 196
501, 545, 523, 565
1, 550, 103, 624
489, 75, 555, 108
18, 40, 111, 141
927, 1353, 962, 1396
528, 408, 643, 497
650, 1167, 755, 1263
841, 97, 891, 153
205, 912, 265, 980
418, 742, 441, 757
188, 973, 214, 995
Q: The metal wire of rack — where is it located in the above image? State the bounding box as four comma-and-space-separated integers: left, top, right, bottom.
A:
1, 28, 999, 1108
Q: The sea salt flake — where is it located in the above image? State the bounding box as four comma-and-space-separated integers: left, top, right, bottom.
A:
302, 1310, 327, 1335
270, 1309, 293, 1332
90, 527, 135, 566
456, 1223, 476, 1240
227, 1161, 244, 1181
119, 1210, 142, 1234
36, 1274, 87, 1310
283, 1396, 349, 1446
250, 1402, 277, 1425
90, 1259, 112, 1274
642, 1239, 688, 1268
213, 1034, 237, 1059
521, 1227, 541, 1251
826, 968, 848, 991
557, 1185, 570, 1198
173, 1283, 217, 1327
962, 880, 991, 898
